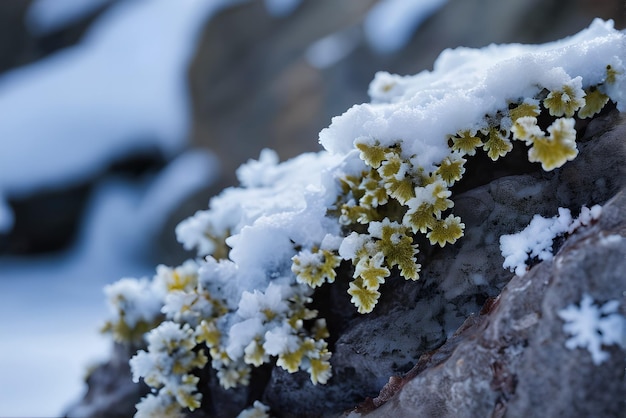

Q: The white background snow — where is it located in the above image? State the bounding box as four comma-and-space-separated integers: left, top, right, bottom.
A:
0, 0, 496, 415
0, 0, 229, 415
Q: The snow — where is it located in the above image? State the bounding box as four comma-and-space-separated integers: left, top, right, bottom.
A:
558, 294, 625, 365
0, 0, 225, 414
0, 150, 216, 416
500, 205, 602, 276
364, 0, 448, 54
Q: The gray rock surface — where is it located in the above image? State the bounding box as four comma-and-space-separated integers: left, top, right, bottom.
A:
351, 189, 626, 418
258, 111, 626, 417
65, 344, 150, 418
53, 2, 626, 417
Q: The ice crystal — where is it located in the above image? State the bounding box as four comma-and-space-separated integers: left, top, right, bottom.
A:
558, 294, 625, 365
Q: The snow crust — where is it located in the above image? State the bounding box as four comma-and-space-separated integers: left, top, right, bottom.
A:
324, 19, 625, 160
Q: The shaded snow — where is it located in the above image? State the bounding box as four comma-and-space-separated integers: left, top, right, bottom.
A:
305, 28, 360, 69
26, 0, 116, 35
0, 150, 216, 416
0, 0, 225, 414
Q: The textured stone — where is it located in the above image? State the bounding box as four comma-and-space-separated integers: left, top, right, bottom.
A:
259, 110, 626, 417
351, 189, 626, 418
57, 2, 626, 416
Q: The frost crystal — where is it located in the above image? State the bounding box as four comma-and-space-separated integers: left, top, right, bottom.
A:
558, 294, 626, 365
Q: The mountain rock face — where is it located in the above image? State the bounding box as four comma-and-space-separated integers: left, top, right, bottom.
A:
66, 107, 626, 417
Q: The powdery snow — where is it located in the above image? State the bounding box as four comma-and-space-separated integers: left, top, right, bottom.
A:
500, 205, 602, 276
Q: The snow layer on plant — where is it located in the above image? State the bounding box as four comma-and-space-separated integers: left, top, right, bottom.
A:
322, 19, 624, 158
558, 294, 626, 365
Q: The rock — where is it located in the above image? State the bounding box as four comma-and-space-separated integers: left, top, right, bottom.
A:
58, 3, 626, 417
64, 343, 150, 418
258, 110, 626, 417
350, 189, 626, 418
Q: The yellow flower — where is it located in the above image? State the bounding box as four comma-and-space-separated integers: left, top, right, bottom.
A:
509, 100, 540, 122
354, 252, 390, 290
277, 349, 304, 373
347, 277, 381, 314
355, 139, 387, 168
527, 118, 578, 171
195, 319, 221, 347
544, 81, 585, 117
578, 88, 609, 119
244, 339, 267, 367
358, 170, 388, 207
403, 202, 437, 234
436, 154, 466, 186
511, 116, 543, 144
308, 357, 332, 385
482, 127, 512, 160
292, 248, 341, 288
383, 176, 415, 204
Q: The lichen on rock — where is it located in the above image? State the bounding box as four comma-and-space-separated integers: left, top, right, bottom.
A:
88, 19, 626, 418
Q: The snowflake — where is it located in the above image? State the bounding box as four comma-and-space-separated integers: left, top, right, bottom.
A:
557, 294, 625, 365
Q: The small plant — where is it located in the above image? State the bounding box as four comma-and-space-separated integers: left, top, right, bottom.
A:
99, 20, 625, 417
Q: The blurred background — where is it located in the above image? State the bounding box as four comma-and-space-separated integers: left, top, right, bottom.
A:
0, 0, 623, 416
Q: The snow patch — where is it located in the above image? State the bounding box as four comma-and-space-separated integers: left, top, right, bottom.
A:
558, 294, 625, 365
